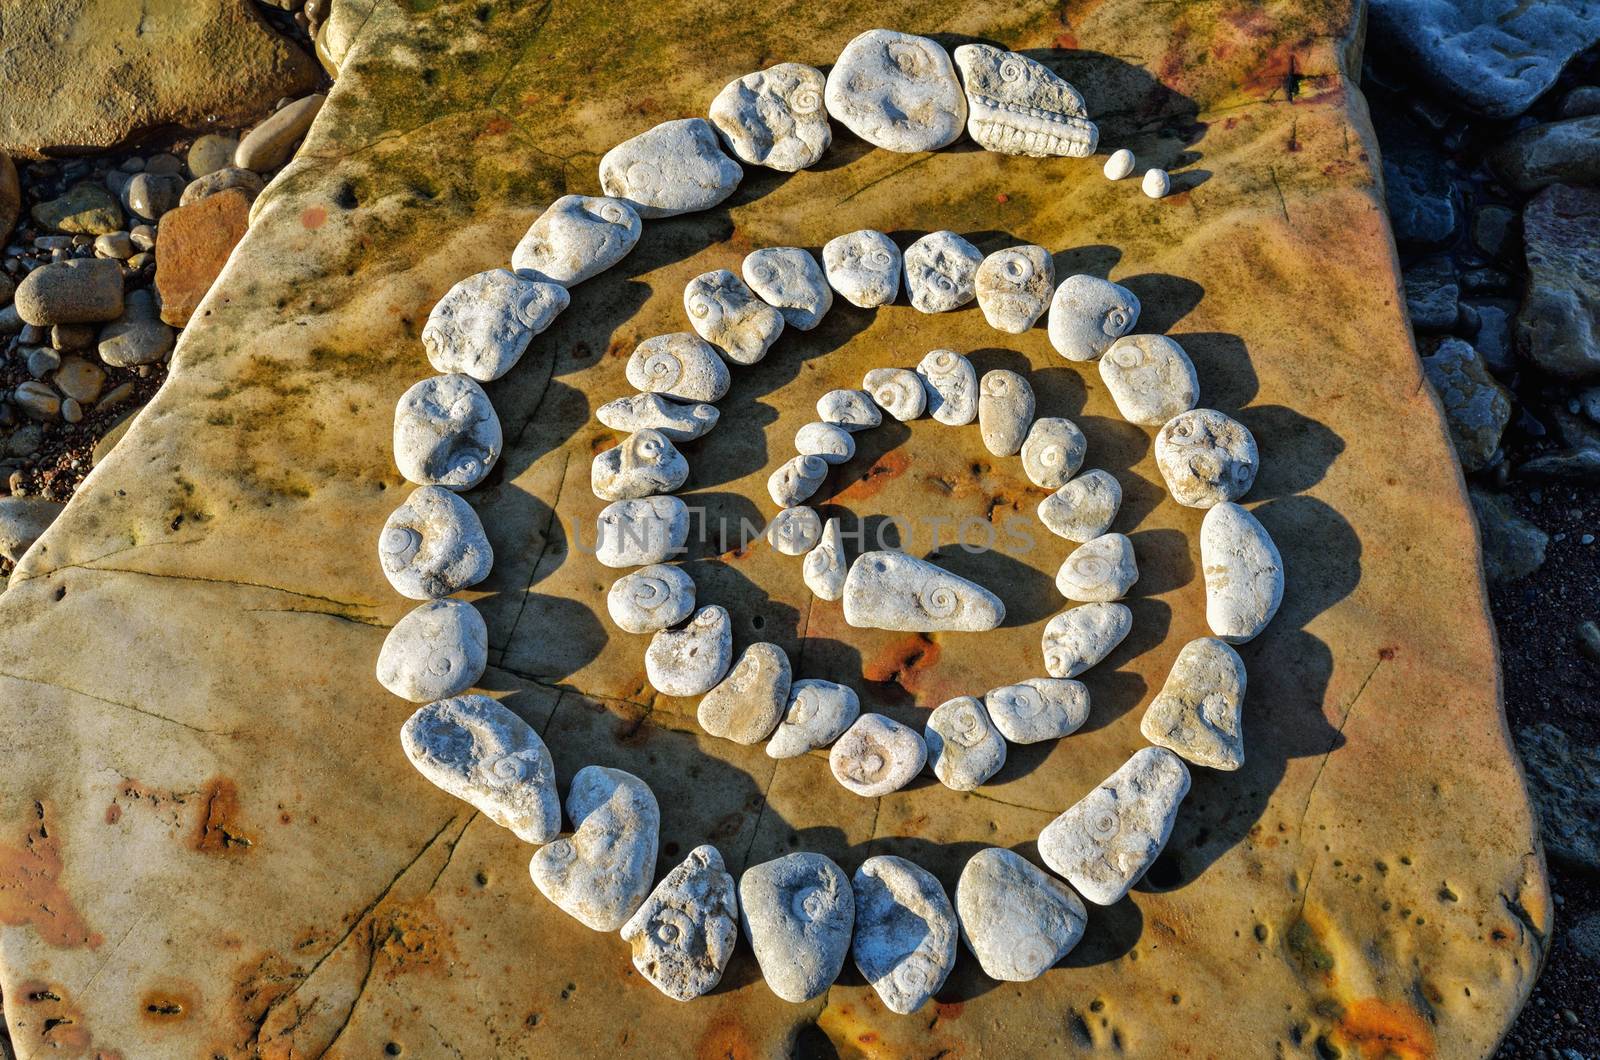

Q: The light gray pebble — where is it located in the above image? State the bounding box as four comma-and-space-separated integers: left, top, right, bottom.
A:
511, 194, 641, 286
61, 397, 83, 424
402, 694, 560, 844
377, 599, 488, 703
956, 848, 1086, 981
985, 678, 1090, 744
685, 268, 785, 365
825, 30, 967, 153
645, 605, 732, 696
822, 229, 900, 308
830, 713, 926, 797
597, 392, 719, 442
710, 62, 832, 172
767, 678, 860, 759
1142, 168, 1171, 198
379, 485, 494, 599
393, 374, 501, 491
903, 230, 982, 313
1104, 148, 1135, 180
1020, 416, 1086, 489
1140, 637, 1247, 770
1042, 602, 1131, 678
1154, 408, 1258, 508
234, 93, 324, 171
621, 844, 738, 1001
916, 348, 978, 425
769, 454, 828, 506
795, 421, 855, 464
599, 118, 742, 219
1038, 747, 1190, 905
530, 765, 658, 929
978, 369, 1034, 456
25, 348, 60, 377
953, 44, 1099, 158
1056, 532, 1137, 602
975, 244, 1054, 332
803, 517, 847, 601
129, 224, 156, 250
698, 642, 791, 744
626, 332, 731, 402
1047, 274, 1139, 361
595, 495, 690, 568
740, 853, 854, 1002
924, 695, 1007, 790
422, 268, 568, 382
1201, 501, 1283, 643
863, 367, 926, 421
852, 855, 958, 1014
1099, 334, 1198, 426
743, 246, 832, 330
591, 429, 689, 501
843, 550, 1004, 632
816, 388, 882, 431
1038, 469, 1121, 542
607, 564, 696, 634
122, 172, 183, 221
768, 505, 822, 555
179, 166, 264, 207
92, 231, 133, 259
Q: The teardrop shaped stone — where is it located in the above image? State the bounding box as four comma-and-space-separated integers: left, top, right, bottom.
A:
842, 550, 1004, 632
529, 765, 659, 930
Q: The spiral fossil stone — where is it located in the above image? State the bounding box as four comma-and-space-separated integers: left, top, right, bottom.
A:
379, 484, 493, 599
710, 62, 832, 172
511, 193, 642, 286
851, 855, 959, 1014
915, 347, 978, 425
626, 332, 730, 403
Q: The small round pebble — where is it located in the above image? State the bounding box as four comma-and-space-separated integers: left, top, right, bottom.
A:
830, 713, 926, 797
1038, 468, 1122, 543
768, 505, 823, 555
924, 695, 1007, 790
795, 421, 856, 464
956, 848, 1087, 981
645, 606, 733, 696
1103, 148, 1135, 180
1020, 416, 1087, 489
607, 564, 696, 634
1154, 408, 1258, 508
822, 229, 900, 308
379, 485, 494, 599
975, 245, 1054, 333
902, 230, 982, 313
422, 268, 568, 382
595, 495, 690, 568
978, 369, 1035, 456
699, 642, 791, 745
626, 332, 731, 403
591, 429, 689, 501
916, 348, 978, 426
376, 599, 488, 703
1042, 602, 1132, 678
985, 678, 1091, 743
1142, 168, 1171, 198
1055, 532, 1137, 602
393, 374, 502, 491
1201, 501, 1283, 643
816, 388, 882, 431
710, 63, 832, 172
767, 678, 860, 759
1140, 637, 1248, 770
743, 246, 833, 330
598, 118, 742, 219
511, 194, 641, 286
621, 845, 738, 1001
863, 367, 926, 421
824, 30, 967, 153
530, 765, 658, 929
768, 454, 829, 507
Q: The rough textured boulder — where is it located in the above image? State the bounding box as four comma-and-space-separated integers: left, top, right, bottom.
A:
153, 189, 253, 326
1518, 183, 1600, 380
0, 1, 1546, 1057
0, 0, 321, 158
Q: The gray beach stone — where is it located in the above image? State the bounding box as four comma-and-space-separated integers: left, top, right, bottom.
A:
402, 694, 560, 845
1140, 637, 1248, 770
956, 848, 1087, 981
743, 246, 832, 330
178, 166, 264, 207
1038, 468, 1121, 542
699, 642, 791, 745
645, 606, 733, 697
916, 348, 978, 425
187, 134, 238, 178
379, 485, 494, 600
422, 268, 568, 382
530, 766, 658, 930
591, 429, 689, 501
852, 855, 958, 1014
626, 332, 731, 403
952, 44, 1098, 158
597, 392, 719, 442
803, 517, 847, 602
978, 369, 1034, 456
768, 454, 828, 507
863, 367, 927, 421
1047, 274, 1140, 361
822, 229, 901, 308
607, 564, 696, 634
985, 678, 1090, 744
903, 230, 982, 313
13, 257, 123, 326
685, 268, 785, 364
1099, 334, 1199, 426
595, 495, 691, 568
795, 421, 856, 464
1020, 416, 1087, 490
816, 388, 882, 431
598, 118, 742, 219
377, 599, 488, 703
393, 374, 502, 491
768, 505, 822, 556
975, 244, 1054, 333
740, 853, 854, 1002
830, 714, 926, 797
924, 695, 1007, 790
235, 93, 325, 171
96, 288, 174, 367
824, 29, 966, 152
1201, 501, 1284, 644
767, 679, 860, 759
843, 550, 1004, 632
710, 62, 832, 172
0, 498, 64, 564
620, 844, 738, 1001
511, 194, 641, 286
1055, 532, 1137, 602
1038, 747, 1190, 905
1155, 408, 1258, 508
1042, 602, 1131, 678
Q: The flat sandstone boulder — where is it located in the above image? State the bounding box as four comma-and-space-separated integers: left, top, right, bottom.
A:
0, 2, 1548, 1057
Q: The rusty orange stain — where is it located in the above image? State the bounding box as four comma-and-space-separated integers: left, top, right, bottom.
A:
1334, 998, 1437, 1059
862, 634, 940, 689
104, 803, 121, 825
935, 1000, 965, 1021
14, 981, 96, 1055
377, 899, 456, 977
695, 1014, 757, 1060
141, 990, 192, 1023
481, 115, 513, 136
836, 449, 910, 502
0, 802, 103, 949
194, 778, 254, 855
299, 205, 327, 229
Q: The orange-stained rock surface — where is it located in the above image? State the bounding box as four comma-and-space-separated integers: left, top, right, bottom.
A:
0, 0, 1547, 1057
154, 189, 253, 327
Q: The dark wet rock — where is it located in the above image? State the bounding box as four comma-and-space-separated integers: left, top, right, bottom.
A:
1421, 338, 1510, 472
1518, 184, 1600, 380
1470, 205, 1520, 265
1465, 299, 1518, 375
1489, 116, 1600, 194
1515, 723, 1600, 872
1558, 86, 1600, 119
1378, 116, 1458, 245
1469, 486, 1547, 584
0, 496, 65, 562
1403, 254, 1458, 331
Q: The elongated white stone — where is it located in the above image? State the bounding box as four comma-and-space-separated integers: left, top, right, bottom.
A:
903, 230, 982, 313
852, 855, 958, 1014
843, 550, 1004, 632
825, 30, 967, 153
597, 392, 719, 442
699, 642, 791, 745
795, 421, 855, 464
402, 694, 560, 844
423, 268, 569, 382
511, 194, 642, 286
1143, 168, 1171, 198
710, 63, 832, 172
1020, 416, 1086, 489
1141, 637, 1247, 770
803, 517, 847, 602
978, 369, 1034, 456
1056, 532, 1137, 602
985, 678, 1090, 744
740, 852, 854, 1002
599, 118, 742, 219
1042, 602, 1132, 678
380, 485, 493, 600
1103, 148, 1134, 180
1038, 747, 1190, 905
863, 367, 926, 421
822, 229, 900, 308
956, 848, 1087, 981
1155, 408, 1259, 508
767, 678, 860, 759
769, 454, 828, 507
1099, 334, 1198, 427
924, 695, 1006, 790
830, 713, 926, 796
743, 247, 832, 330
1201, 501, 1284, 643
607, 564, 696, 634
975, 244, 1054, 333
377, 599, 488, 703
816, 388, 882, 431
621, 844, 738, 1001
1038, 469, 1121, 543
591, 429, 689, 501
685, 269, 785, 364
952, 45, 1098, 159
595, 495, 690, 568
645, 606, 732, 697
1047, 275, 1140, 361
768, 505, 822, 556
530, 765, 658, 929
626, 332, 731, 402
916, 348, 978, 425
394, 374, 502, 490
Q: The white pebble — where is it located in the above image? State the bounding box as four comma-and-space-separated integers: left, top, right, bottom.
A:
956, 848, 1086, 982
795, 421, 856, 464
709, 63, 832, 172
379, 485, 494, 600
1046, 274, 1140, 361
1020, 416, 1086, 489
740, 853, 854, 1002
1038, 468, 1122, 542
699, 642, 791, 744
1155, 408, 1258, 508
843, 550, 1004, 632
1055, 532, 1137, 602
1140, 637, 1247, 770
626, 332, 731, 402
685, 269, 785, 365
377, 599, 488, 703
1099, 334, 1198, 426
511, 194, 642, 286
978, 369, 1034, 456
903, 230, 982, 313
597, 392, 719, 442
822, 229, 900, 308
830, 713, 926, 796
803, 517, 847, 602
767, 678, 860, 759
768, 454, 829, 506
768, 505, 822, 555
975, 244, 1054, 333
863, 367, 927, 421
1142, 168, 1171, 198
924, 695, 1006, 790
1041, 602, 1131, 678
984, 678, 1090, 744
824, 30, 966, 153
422, 269, 568, 382
607, 564, 696, 634
645, 606, 732, 696
1103, 148, 1135, 180
621, 844, 738, 1001
852, 855, 957, 1014
743, 246, 833, 330
952, 44, 1098, 158
393, 374, 502, 491
591, 429, 689, 501
595, 495, 690, 568
1201, 501, 1283, 643
598, 118, 742, 219
530, 765, 658, 929
816, 388, 882, 431
916, 348, 978, 426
